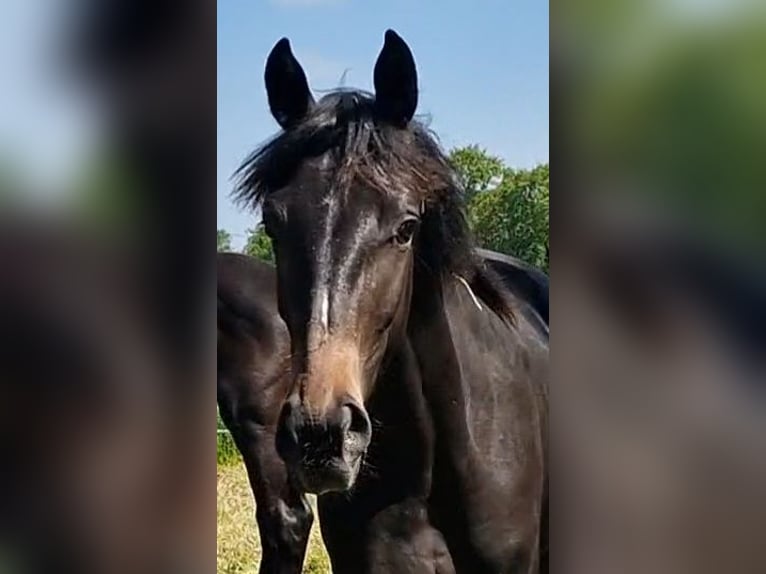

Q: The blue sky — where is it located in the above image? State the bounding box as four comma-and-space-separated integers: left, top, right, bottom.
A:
218, 0, 549, 248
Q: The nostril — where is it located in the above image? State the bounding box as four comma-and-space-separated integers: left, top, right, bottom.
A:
339, 405, 353, 435
342, 401, 371, 438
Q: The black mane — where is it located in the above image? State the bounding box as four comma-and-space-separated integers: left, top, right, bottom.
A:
233, 89, 515, 323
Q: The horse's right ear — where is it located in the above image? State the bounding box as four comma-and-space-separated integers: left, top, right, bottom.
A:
265, 38, 315, 129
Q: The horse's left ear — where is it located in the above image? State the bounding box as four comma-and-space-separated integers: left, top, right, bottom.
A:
373, 30, 418, 127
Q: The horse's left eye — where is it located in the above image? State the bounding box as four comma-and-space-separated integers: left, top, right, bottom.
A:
394, 218, 418, 246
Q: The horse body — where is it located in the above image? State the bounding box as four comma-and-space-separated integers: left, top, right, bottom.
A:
316, 271, 547, 574
217, 253, 313, 573
221, 28, 548, 573
426, 281, 547, 572
479, 248, 549, 329
217, 251, 548, 573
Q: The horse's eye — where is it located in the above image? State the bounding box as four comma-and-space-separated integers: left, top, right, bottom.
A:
393, 218, 418, 246
262, 201, 284, 237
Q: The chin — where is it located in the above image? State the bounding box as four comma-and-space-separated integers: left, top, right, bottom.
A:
298, 458, 361, 495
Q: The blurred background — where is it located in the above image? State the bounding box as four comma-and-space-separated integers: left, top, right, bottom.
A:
554, 1, 766, 573
0, 1, 216, 573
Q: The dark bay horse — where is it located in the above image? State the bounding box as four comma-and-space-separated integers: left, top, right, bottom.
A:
217, 249, 548, 573
226, 29, 549, 573
217, 253, 312, 573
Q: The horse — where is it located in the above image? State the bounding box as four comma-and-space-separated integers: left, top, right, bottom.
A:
217, 249, 548, 573
478, 249, 549, 329
217, 253, 313, 573
228, 29, 549, 573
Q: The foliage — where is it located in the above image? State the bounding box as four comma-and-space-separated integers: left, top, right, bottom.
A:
217, 431, 241, 466
217, 409, 241, 466
449, 145, 505, 201
217, 229, 233, 252
243, 225, 274, 263
466, 163, 549, 272
448, 146, 548, 271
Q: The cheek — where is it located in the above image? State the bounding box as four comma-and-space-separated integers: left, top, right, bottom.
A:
359, 256, 411, 334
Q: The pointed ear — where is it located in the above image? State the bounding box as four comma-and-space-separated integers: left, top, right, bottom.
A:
373, 30, 418, 127
264, 38, 315, 129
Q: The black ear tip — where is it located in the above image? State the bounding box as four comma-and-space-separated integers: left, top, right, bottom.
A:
272, 37, 291, 53
384, 29, 404, 45
266, 38, 296, 74
267, 38, 292, 62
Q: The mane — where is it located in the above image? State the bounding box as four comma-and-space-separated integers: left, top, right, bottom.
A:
233, 89, 515, 323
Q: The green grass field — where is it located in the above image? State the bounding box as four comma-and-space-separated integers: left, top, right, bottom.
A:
217, 455, 331, 573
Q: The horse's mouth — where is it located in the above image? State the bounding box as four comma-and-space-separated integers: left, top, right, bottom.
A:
295, 455, 362, 494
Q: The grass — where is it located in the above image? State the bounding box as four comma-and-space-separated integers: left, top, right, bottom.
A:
217, 454, 332, 573
217, 429, 241, 466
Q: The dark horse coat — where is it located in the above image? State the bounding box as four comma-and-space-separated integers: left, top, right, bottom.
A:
217, 250, 548, 573
220, 29, 548, 574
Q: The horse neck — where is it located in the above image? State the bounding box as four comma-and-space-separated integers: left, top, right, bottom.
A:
361, 337, 432, 496
404, 264, 483, 468
355, 261, 437, 500
362, 260, 488, 498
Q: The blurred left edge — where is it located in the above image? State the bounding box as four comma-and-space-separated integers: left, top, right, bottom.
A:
0, 1, 216, 573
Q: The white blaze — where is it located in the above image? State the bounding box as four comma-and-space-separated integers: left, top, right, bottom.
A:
318, 288, 329, 330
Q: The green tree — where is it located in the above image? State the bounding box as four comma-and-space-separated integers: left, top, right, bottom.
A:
449, 146, 549, 271
468, 164, 549, 271
243, 224, 274, 263
449, 145, 505, 201
217, 229, 232, 252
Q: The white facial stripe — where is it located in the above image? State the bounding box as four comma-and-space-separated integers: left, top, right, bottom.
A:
318, 288, 329, 329
310, 190, 339, 342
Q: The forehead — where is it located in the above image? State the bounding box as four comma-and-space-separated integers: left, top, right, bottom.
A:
269, 151, 419, 218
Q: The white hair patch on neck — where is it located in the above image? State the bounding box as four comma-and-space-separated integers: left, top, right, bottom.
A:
454, 274, 483, 312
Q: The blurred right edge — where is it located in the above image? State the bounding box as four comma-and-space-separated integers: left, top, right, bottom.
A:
552, 2, 766, 573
